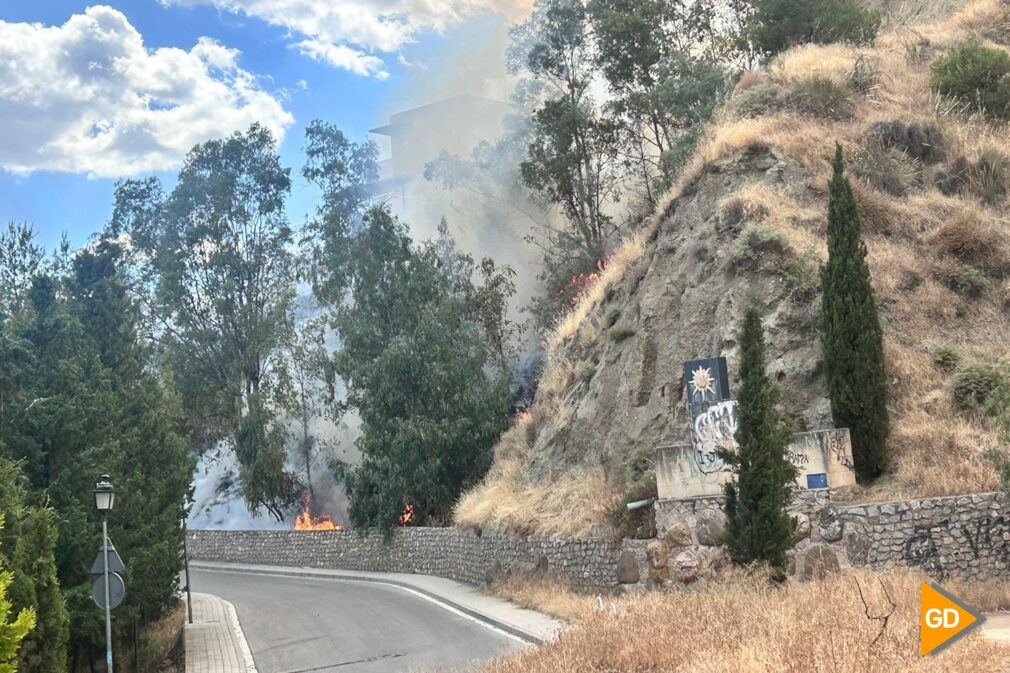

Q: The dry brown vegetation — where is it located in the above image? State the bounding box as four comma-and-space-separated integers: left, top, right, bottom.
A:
456, 0, 1010, 534
479, 570, 1009, 673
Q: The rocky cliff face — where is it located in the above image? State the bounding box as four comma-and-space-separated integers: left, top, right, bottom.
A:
526, 146, 831, 483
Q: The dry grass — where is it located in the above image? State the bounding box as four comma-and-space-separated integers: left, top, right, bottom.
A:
487, 574, 595, 622
478, 569, 1010, 673
453, 417, 618, 537
548, 230, 650, 354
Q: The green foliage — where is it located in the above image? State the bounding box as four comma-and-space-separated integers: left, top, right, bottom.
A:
930, 42, 1010, 120
607, 476, 657, 540
0, 239, 192, 667
109, 124, 300, 517
937, 262, 990, 298
0, 223, 44, 319
952, 364, 1010, 413
721, 307, 797, 572
0, 561, 35, 673
734, 221, 792, 261
301, 120, 380, 304
513, 0, 620, 262
932, 343, 961, 372
821, 146, 890, 482
608, 321, 636, 342
788, 76, 855, 120
604, 306, 622, 327
0, 461, 68, 673
748, 0, 881, 56
327, 207, 514, 529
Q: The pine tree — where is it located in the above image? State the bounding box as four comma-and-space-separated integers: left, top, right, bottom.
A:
821, 145, 890, 482
722, 306, 797, 572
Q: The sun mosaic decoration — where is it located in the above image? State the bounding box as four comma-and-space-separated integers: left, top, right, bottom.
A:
690, 366, 717, 400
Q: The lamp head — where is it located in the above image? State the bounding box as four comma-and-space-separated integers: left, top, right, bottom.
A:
94, 475, 115, 512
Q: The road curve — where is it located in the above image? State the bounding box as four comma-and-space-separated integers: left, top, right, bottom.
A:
190, 567, 523, 673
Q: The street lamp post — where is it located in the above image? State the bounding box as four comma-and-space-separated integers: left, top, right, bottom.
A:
94, 475, 116, 673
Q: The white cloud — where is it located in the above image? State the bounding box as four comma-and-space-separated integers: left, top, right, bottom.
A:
0, 6, 293, 178
162, 0, 532, 78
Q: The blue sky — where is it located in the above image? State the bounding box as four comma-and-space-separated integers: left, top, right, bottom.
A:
0, 1, 514, 250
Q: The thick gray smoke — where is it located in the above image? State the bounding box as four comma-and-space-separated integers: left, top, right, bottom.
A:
373, 14, 546, 312
189, 13, 546, 531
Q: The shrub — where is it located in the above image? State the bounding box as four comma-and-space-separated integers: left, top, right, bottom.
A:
788, 76, 855, 120
851, 140, 921, 196
576, 360, 596, 383
930, 42, 1010, 120
609, 321, 636, 342
847, 54, 881, 94
604, 306, 621, 327
867, 120, 945, 164
607, 477, 657, 540
936, 260, 990, 298
933, 213, 1008, 274
782, 248, 821, 300
937, 150, 1010, 205
932, 343, 961, 372
749, 0, 881, 56
968, 148, 1010, 206
733, 81, 784, 118
734, 221, 793, 261
952, 364, 1010, 412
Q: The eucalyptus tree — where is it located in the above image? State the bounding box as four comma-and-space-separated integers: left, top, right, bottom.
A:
108, 123, 300, 518
510, 0, 622, 265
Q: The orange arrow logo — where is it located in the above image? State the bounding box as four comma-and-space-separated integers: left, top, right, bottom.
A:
920, 582, 985, 656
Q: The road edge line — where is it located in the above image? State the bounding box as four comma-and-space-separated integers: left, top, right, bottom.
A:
191, 562, 545, 645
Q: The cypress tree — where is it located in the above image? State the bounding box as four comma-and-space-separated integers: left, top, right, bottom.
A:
722, 306, 797, 572
821, 145, 890, 482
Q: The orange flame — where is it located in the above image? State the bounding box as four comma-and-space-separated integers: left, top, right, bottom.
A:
294, 497, 341, 531
557, 257, 609, 308
398, 503, 416, 527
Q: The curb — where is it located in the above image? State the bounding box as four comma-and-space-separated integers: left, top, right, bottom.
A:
190, 562, 545, 645
220, 597, 258, 673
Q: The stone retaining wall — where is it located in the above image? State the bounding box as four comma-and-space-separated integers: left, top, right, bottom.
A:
654, 491, 1010, 582
188, 527, 643, 593
189, 492, 1010, 593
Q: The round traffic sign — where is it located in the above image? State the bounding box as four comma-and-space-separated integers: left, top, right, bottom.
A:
92, 572, 126, 610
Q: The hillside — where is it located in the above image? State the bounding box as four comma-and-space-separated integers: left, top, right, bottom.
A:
455, 0, 1010, 537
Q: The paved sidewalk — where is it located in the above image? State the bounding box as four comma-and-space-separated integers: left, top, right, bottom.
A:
190, 560, 564, 643
185, 592, 257, 673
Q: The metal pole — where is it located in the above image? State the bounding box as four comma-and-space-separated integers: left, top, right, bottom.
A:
182, 520, 193, 624
103, 516, 113, 673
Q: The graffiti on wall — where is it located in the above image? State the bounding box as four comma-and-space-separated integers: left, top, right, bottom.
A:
901, 514, 1010, 580
691, 400, 737, 475
656, 428, 857, 500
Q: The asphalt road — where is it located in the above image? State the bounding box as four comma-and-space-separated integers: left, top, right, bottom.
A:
189, 568, 523, 673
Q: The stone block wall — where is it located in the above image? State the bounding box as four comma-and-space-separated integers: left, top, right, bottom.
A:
188, 492, 1010, 594
188, 527, 643, 593
653, 491, 1010, 582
